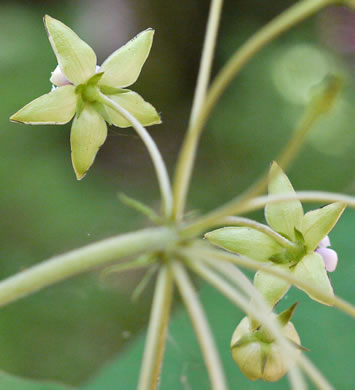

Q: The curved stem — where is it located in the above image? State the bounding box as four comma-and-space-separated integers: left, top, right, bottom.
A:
0, 227, 177, 308
172, 0, 333, 220
138, 266, 173, 390
185, 257, 308, 390
172, 261, 228, 390
172, 0, 223, 220
210, 216, 297, 251
182, 191, 355, 237
186, 246, 355, 318
99, 93, 173, 218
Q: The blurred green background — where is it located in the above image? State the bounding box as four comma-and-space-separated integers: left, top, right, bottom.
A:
0, 0, 354, 389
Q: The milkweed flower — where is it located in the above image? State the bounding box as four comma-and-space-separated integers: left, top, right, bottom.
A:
205, 162, 345, 306
10, 15, 161, 179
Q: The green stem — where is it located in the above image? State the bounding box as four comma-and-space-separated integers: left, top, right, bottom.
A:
172, 0, 333, 221
202, 255, 269, 328
0, 227, 177, 308
209, 216, 297, 251
172, 261, 228, 390
182, 191, 355, 237
185, 257, 307, 390
186, 246, 355, 318
99, 93, 173, 218
172, 0, 223, 220
137, 266, 174, 390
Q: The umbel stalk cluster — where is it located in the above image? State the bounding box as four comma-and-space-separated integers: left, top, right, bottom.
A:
5, 0, 355, 389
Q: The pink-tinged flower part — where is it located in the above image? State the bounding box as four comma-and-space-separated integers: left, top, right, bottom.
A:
316, 247, 338, 272
315, 235, 338, 272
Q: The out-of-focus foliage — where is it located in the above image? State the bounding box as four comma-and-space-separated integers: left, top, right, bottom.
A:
0, 371, 75, 390
0, 0, 354, 388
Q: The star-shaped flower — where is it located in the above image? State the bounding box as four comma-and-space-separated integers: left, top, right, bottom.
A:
205, 162, 345, 306
10, 15, 161, 179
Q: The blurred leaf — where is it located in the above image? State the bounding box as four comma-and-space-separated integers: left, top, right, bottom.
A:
0, 371, 75, 390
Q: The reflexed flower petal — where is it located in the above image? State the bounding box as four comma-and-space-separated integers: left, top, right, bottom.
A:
105, 90, 161, 128
265, 162, 304, 240
50, 65, 72, 86
44, 15, 97, 85
71, 105, 107, 180
318, 235, 330, 248
293, 252, 334, 305
99, 29, 154, 88
205, 227, 282, 262
301, 202, 345, 252
316, 247, 338, 272
253, 264, 291, 307
10, 85, 77, 124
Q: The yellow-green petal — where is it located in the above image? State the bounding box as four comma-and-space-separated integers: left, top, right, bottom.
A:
293, 252, 334, 305
301, 202, 346, 252
105, 90, 161, 128
99, 29, 154, 88
44, 15, 97, 85
253, 264, 291, 308
10, 86, 77, 125
70, 105, 107, 180
205, 227, 282, 262
265, 162, 304, 240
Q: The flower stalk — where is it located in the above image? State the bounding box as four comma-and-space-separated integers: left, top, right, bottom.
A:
172, 0, 223, 220
98, 92, 173, 217
137, 266, 173, 390
172, 261, 228, 390
0, 227, 177, 308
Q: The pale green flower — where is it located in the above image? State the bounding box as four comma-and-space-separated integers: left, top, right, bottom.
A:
10, 15, 161, 180
206, 162, 345, 306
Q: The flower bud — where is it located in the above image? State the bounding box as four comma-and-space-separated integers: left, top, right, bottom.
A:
231, 316, 301, 382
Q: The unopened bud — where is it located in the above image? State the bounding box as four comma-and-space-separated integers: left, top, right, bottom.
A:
231, 316, 301, 382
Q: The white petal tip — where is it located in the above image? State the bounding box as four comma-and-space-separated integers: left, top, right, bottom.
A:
318, 235, 331, 248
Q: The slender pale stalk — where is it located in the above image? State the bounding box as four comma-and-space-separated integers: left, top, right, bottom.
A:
299, 355, 336, 390
101, 254, 156, 281
185, 258, 308, 390
185, 246, 355, 318
202, 255, 270, 325
172, 0, 223, 220
132, 264, 159, 302
182, 191, 355, 237
99, 93, 173, 218
172, 0, 333, 220
172, 261, 228, 390
210, 216, 297, 251
0, 227, 177, 308
137, 266, 173, 390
